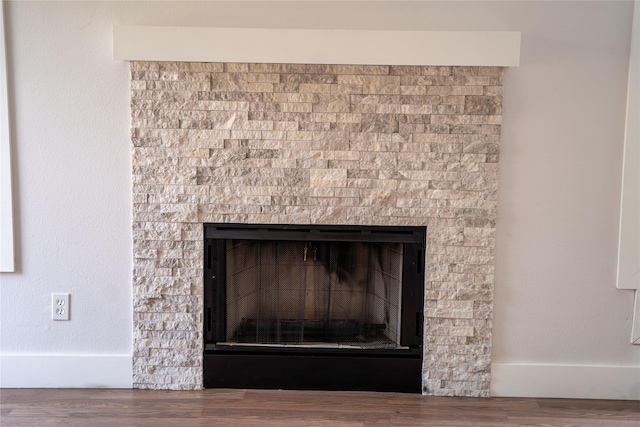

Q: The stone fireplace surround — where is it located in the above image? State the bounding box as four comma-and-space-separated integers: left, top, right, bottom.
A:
131, 61, 503, 397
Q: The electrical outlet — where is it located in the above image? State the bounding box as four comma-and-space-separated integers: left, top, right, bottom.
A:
52, 293, 70, 321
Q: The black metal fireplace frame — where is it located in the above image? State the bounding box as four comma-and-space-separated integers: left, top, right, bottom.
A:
203, 223, 426, 393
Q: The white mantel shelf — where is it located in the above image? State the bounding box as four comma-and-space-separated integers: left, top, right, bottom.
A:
113, 26, 521, 67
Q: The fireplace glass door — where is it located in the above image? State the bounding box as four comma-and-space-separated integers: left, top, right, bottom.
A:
225, 240, 403, 349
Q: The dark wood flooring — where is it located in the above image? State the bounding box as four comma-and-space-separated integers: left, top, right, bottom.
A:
1, 388, 639, 426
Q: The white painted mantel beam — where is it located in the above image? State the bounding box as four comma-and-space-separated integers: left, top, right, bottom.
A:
113, 26, 520, 67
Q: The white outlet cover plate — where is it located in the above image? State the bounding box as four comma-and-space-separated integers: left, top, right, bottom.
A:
51, 293, 70, 321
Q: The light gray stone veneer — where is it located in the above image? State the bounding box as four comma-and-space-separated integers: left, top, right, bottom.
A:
130, 62, 504, 397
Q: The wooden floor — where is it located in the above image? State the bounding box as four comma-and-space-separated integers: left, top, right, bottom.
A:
1, 388, 639, 426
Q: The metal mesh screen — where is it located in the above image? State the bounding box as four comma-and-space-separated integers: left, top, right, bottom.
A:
225, 239, 403, 349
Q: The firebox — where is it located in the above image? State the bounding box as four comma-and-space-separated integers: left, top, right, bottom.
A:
203, 223, 426, 392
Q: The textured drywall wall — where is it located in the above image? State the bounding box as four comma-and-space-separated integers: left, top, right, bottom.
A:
1, 1, 638, 397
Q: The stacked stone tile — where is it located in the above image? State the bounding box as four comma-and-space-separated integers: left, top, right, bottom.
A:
130, 62, 503, 397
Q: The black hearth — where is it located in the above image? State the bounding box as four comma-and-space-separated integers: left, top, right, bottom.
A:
203, 223, 425, 392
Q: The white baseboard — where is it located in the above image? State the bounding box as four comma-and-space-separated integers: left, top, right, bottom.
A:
491, 363, 640, 400
2, 356, 637, 398
0, 354, 132, 388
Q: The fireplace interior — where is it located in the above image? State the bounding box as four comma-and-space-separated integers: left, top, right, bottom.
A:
204, 223, 426, 392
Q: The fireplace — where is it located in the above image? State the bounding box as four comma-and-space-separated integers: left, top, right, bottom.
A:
203, 223, 425, 392
130, 61, 503, 397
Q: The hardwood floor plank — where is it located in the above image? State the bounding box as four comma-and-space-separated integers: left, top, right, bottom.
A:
197, 417, 365, 427
536, 398, 640, 412
1, 388, 639, 427
503, 398, 640, 426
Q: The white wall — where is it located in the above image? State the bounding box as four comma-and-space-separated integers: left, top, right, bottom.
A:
0, 1, 638, 398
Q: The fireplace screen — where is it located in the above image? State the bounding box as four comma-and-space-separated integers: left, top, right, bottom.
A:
225, 240, 403, 349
